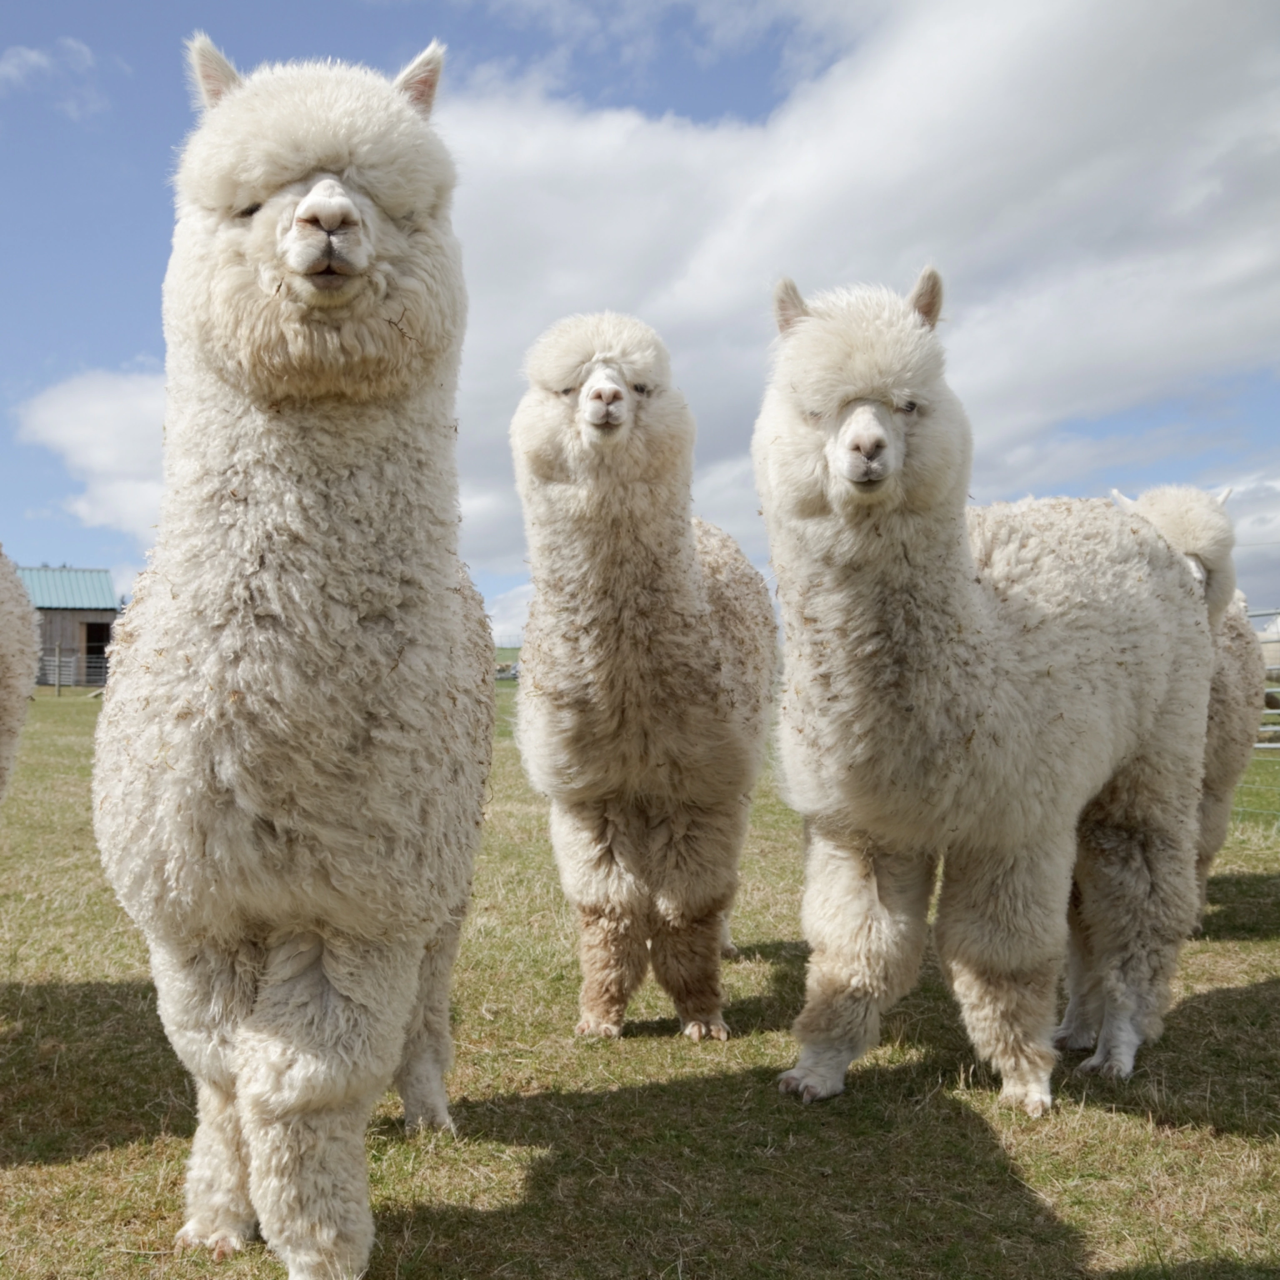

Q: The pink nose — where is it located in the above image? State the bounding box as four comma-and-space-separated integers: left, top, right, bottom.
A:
294, 181, 361, 234
590, 385, 623, 405
850, 435, 885, 461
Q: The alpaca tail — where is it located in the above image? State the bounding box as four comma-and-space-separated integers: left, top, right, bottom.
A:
1111, 485, 1236, 627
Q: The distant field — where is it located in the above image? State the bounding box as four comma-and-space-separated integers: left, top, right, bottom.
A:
1, 685, 1277, 1278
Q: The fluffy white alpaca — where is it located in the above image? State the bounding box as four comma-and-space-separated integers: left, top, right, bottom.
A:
754, 271, 1224, 1115
512, 313, 776, 1041
1113, 490, 1266, 916
0, 550, 38, 800
93, 37, 493, 1280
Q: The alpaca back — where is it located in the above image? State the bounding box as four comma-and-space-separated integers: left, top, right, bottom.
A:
0, 551, 38, 800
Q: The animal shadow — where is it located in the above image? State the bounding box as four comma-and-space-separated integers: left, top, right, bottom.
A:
1200, 872, 1280, 942
0, 980, 193, 1166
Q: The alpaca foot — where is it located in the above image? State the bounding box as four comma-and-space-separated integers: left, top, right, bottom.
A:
575, 1013, 622, 1037
777, 1045, 850, 1103
400, 1072, 455, 1134
1052, 1021, 1097, 1052
175, 1218, 255, 1260
682, 1014, 728, 1043
1076, 1048, 1135, 1080
1076, 1012, 1140, 1079
998, 1076, 1053, 1118
720, 938, 740, 960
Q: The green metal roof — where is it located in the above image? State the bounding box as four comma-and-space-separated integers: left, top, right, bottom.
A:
16, 567, 118, 611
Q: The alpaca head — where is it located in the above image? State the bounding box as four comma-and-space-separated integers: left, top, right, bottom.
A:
760, 270, 971, 522
166, 35, 464, 403
512, 313, 693, 492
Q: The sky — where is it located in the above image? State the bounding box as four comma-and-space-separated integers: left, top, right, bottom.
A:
3, 0, 1279, 643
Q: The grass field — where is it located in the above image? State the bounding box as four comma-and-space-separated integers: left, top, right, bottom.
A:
1, 685, 1278, 1278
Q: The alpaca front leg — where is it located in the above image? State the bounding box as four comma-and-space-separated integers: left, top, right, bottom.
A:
148, 939, 260, 1256
781, 827, 935, 1103
1054, 884, 1104, 1052
935, 847, 1071, 1117
575, 906, 650, 1036
395, 912, 464, 1132
235, 931, 423, 1280
650, 907, 731, 1041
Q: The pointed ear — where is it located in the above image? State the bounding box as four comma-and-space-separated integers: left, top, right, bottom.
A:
394, 41, 445, 118
1216, 486, 1233, 506
186, 32, 241, 113
908, 267, 943, 328
1110, 488, 1138, 514
774, 279, 810, 334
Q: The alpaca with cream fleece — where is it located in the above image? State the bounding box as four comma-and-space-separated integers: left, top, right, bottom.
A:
93, 37, 492, 1280
0, 550, 37, 800
754, 270, 1225, 1115
512, 313, 776, 1042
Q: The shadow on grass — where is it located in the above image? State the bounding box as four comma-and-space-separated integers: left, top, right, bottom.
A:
1103, 1265, 1280, 1279
373, 1057, 1087, 1279
1200, 872, 1280, 942
0, 980, 192, 1166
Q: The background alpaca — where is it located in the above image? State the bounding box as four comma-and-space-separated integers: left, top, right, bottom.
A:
0, 550, 38, 800
754, 270, 1226, 1115
512, 313, 776, 1041
1113, 489, 1266, 916
93, 38, 493, 1280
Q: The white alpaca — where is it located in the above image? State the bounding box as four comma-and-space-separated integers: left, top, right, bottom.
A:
1113, 490, 1266, 916
93, 37, 493, 1280
754, 271, 1224, 1115
512, 313, 776, 1041
0, 550, 38, 800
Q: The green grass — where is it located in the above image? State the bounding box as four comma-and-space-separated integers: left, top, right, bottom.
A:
1, 685, 1278, 1277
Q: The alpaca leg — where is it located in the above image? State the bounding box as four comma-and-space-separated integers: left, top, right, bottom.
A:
780, 826, 935, 1103
935, 845, 1072, 1117
1194, 785, 1234, 921
575, 906, 650, 1036
395, 912, 464, 1132
1054, 883, 1104, 1052
235, 930, 423, 1280
1074, 772, 1200, 1079
719, 912, 740, 959
650, 906, 731, 1041
148, 939, 260, 1256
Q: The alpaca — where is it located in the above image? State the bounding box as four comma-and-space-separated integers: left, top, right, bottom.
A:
753, 270, 1225, 1115
512, 313, 776, 1041
92, 37, 493, 1280
0, 550, 38, 800
1113, 490, 1266, 916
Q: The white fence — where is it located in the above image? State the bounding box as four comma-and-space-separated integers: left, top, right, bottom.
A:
1235, 609, 1280, 828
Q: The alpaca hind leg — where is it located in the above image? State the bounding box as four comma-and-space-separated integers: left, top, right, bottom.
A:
395, 912, 464, 1132
148, 939, 260, 1256
935, 844, 1072, 1117
235, 930, 423, 1280
575, 907, 650, 1036
781, 827, 935, 1103
719, 911, 739, 960
650, 906, 731, 1041
1054, 883, 1104, 1052
1074, 773, 1199, 1079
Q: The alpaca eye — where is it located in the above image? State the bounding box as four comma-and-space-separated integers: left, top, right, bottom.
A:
901, 401, 918, 414
559, 388, 576, 397
236, 204, 262, 219
632, 384, 648, 396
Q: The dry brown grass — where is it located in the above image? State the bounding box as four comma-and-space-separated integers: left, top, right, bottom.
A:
1, 687, 1277, 1278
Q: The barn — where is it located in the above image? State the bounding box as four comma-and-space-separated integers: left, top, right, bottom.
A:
16, 567, 120, 688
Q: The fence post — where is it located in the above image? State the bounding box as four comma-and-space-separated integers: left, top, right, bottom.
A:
55, 643, 62, 697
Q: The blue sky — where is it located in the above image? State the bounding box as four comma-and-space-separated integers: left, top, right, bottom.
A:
3, 0, 1279, 636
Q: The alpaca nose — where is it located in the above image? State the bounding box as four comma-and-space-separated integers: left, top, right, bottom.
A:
850, 435, 885, 461
590, 384, 623, 406
294, 178, 361, 234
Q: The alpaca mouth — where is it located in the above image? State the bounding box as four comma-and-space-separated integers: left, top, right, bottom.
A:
304, 262, 358, 292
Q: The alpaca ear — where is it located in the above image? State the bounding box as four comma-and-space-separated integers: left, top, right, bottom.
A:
394, 41, 446, 118
908, 268, 943, 328
1216, 486, 1233, 506
774, 279, 810, 334
1111, 488, 1138, 514
186, 33, 241, 113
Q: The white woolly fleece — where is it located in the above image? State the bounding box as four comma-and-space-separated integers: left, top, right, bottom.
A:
93, 38, 492, 1280
756, 270, 1225, 1116
0, 549, 38, 800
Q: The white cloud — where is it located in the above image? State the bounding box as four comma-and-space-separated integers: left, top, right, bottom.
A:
15, 371, 165, 546
485, 579, 535, 643
0, 46, 52, 92
0, 37, 106, 118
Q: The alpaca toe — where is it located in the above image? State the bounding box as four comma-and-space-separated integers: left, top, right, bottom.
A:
575, 1014, 621, 1038
1052, 1022, 1096, 1052
777, 1066, 844, 1104
682, 1015, 728, 1043
175, 1219, 254, 1260
999, 1078, 1053, 1118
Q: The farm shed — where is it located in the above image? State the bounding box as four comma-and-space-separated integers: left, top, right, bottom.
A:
16, 567, 119, 687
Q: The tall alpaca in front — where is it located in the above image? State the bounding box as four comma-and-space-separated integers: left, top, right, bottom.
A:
93, 38, 493, 1280
754, 271, 1225, 1115
512, 314, 776, 1041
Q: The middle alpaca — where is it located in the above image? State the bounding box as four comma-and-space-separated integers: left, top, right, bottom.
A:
512, 314, 777, 1041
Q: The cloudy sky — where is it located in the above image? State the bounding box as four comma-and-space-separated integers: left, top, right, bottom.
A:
3, 0, 1279, 639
